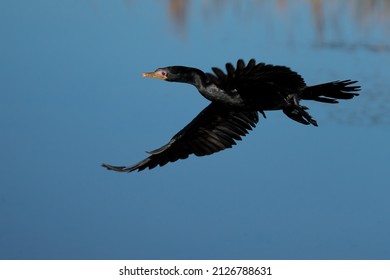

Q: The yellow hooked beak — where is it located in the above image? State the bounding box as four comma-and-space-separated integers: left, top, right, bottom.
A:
142, 69, 167, 80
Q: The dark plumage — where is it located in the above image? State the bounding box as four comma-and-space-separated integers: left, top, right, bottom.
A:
102, 59, 360, 172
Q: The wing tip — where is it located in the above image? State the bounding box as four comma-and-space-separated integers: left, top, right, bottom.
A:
101, 163, 137, 173
101, 154, 155, 173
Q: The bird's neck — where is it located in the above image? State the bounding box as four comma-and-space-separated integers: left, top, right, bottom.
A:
178, 68, 244, 106
193, 74, 244, 106
183, 68, 209, 89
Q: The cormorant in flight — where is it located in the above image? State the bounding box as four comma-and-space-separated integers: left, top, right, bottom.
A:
102, 59, 360, 172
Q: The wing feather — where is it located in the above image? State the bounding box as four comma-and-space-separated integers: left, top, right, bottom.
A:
101, 103, 259, 172
206, 59, 306, 96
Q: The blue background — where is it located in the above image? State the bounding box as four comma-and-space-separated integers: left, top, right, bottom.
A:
1, 0, 389, 259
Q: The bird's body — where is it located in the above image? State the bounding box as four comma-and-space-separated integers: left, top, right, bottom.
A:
102, 59, 360, 172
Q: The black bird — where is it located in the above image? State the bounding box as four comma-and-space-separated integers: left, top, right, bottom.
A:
102, 59, 360, 172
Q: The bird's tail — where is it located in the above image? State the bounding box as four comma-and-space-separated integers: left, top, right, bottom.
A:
283, 80, 360, 126
301, 80, 360, 103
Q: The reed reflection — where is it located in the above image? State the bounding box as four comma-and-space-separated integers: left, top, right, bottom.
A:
163, 0, 390, 51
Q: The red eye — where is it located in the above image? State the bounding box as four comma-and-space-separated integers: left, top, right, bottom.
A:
161, 71, 166, 76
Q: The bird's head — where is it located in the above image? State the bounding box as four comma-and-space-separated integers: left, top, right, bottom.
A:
142, 67, 170, 81
142, 66, 206, 85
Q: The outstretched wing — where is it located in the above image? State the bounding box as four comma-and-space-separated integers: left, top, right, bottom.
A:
206, 59, 306, 109
102, 103, 259, 172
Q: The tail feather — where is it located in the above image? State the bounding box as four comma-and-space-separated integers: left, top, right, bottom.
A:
283, 80, 360, 126
302, 80, 360, 103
